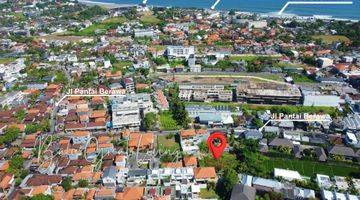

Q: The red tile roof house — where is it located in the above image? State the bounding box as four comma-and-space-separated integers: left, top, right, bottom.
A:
0, 173, 15, 192
194, 167, 218, 183
155, 90, 169, 111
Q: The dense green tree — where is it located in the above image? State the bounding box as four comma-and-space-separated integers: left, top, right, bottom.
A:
0, 126, 20, 145
61, 177, 73, 191
144, 112, 157, 131
216, 168, 239, 200
78, 179, 89, 188
9, 155, 24, 170
26, 194, 54, 200
14, 109, 26, 122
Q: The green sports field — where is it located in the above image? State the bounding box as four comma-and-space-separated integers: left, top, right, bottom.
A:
265, 157, 360, 178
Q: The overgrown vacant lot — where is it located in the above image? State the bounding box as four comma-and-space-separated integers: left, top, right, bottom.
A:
265, 157, 360, 178
70, 16, 127, 36
312, 35, 350, 44
157, 134, 180, 151
159, 111, 178, 131
0, 57, 16, 64
140, 14, 162, 25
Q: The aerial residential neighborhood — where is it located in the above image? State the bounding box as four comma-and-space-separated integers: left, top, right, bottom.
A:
0, 0, 360, 200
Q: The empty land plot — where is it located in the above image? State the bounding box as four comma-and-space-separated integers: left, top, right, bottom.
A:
265, 158, 360, 177
159, 111, 178, 131
157, 135, 180, 151
140, 14, 162, 25
312, 35, 350, 44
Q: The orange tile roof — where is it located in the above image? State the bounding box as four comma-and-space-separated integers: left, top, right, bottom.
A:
194, 167, 217, 179
25, 134, 37, 140
80, 165, 93, 173
135, 83, 149, 89
22, 151, 31, 159
77, 107, 90, 113
53, 186, 65, 200
96, 187, 115, 197
90, 110, 107, 118
335, 63, 348, 71
98, 135, 111, 144
73, 172, 93, 181
92, 96, 104, 104
180, 129, 196, 138
99, 143, 113, 149
62, 148, 80, 155
183, 156, 198, 167
30, 185, 50, 196
0, 161, 9, 171
0, 173, 13, 189
95, 117, 106, 123
87, 147, 96, 154
74, 188, 87, 196
162, 162, 183, 168
128, 132, 154, 149
116, 187, 144, 200
63, 189, 75, 200
92, 172, 102, 183
86, 189, 96, 200
105, 70, 122, 78
72, 131, 90, 137
122, 129, 131, 138
46, 84, 61, 90
115, 154, 126, 162
196, 129, 207, 135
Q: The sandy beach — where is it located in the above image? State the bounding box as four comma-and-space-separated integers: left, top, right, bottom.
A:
78, 0, 136, 9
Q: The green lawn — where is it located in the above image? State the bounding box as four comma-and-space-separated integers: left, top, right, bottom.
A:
71, 17, 127, 36
185, 102, 240, 112
0, 57, 16, 64
157, 134, 180, 151
102, 16, 126, 24
199, 188, 219, 199
289, 73, 316, 83
265, 158, 360, 177
229, 54, 281, 62
140, 14, 162, 25
312, 35, 350, 44
159, 111, 178, 131
112, 60, 133, 70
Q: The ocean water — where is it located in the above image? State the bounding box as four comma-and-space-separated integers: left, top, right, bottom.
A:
89, 0, 360, 20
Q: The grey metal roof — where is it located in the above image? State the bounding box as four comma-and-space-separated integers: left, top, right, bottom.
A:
128, 169, 148, 177
343, 114, 360, 130
230, 184, 256, 200
268, 138, 294, 148
328, 146, 357, 157
103, 166, 116, 179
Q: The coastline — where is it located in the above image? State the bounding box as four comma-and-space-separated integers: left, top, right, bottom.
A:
77, 0, 137, 8
78, 0, 359, 22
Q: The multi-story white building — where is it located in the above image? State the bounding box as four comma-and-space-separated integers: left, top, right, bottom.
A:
112, 101, 141, 129
111, 94, 154, 129
147, 168, 194, 185
166, 46, 195, 59
123, 77, 135, 93
134, 29, 155, 38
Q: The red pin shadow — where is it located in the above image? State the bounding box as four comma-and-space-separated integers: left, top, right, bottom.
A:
207, 132, 227, 160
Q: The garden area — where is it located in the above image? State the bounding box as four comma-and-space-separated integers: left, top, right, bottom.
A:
199, 188, 219, 199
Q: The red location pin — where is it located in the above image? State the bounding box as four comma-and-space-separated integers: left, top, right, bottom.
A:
207, 132, 227, 160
